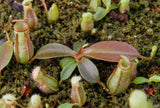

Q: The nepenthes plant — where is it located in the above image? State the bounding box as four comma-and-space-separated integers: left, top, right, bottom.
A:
0, 20, 34, 73
29, 40, 151, 92
0, 28, 151, 92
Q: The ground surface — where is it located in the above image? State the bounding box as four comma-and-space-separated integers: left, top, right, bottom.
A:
0, 0, 160, 107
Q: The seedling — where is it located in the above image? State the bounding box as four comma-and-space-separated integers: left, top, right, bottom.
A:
30, 40, 150, 92
94, 0, 118, 21
0, 20, 34, 71
131, 75, 160, 84
93, 0, 131, 22
48, 3, 59, 23
40, 0, 59, 23
80, 12, 94, 32
22, 0, 38, 31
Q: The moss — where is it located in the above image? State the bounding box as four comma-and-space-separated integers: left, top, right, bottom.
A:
0, 0, 160, 107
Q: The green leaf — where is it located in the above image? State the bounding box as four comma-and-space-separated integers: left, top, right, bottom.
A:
148, 75, 160, 83
60, 58, 77, 82
102, 0, 112, 14
78, 57, 100, 83
102, 0, 111, 7
58, 103, 74, 108
60, 57, 75, 69
73, 40, 86, 52
34, 43, 76, 59
111, 4, 118, 10
131, 77, 148, 84
82, 41, 141, 62
94, 7, 108, 21
0, 41, 13, 71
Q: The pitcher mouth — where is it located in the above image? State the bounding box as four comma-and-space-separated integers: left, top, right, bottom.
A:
13, 19, 29, 32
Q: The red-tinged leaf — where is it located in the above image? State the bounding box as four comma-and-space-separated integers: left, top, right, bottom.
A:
0, 41, 13, 71
78, 57, 100, 83
34, 43, 77, 59
82, 41, 141, 62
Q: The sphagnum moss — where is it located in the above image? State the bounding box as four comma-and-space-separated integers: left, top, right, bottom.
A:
0, 0, 160, 107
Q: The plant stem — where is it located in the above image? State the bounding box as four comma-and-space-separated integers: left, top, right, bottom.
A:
12, 19, 28, 23
59, 80, 62, 85
76, 43, 88, 61
40, 0, 48, 18
4, 30, 11, 42
138, 55, 152, 60
16, 102, 25, 108
98, 81, 109, 92
29, 56, 36, 63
